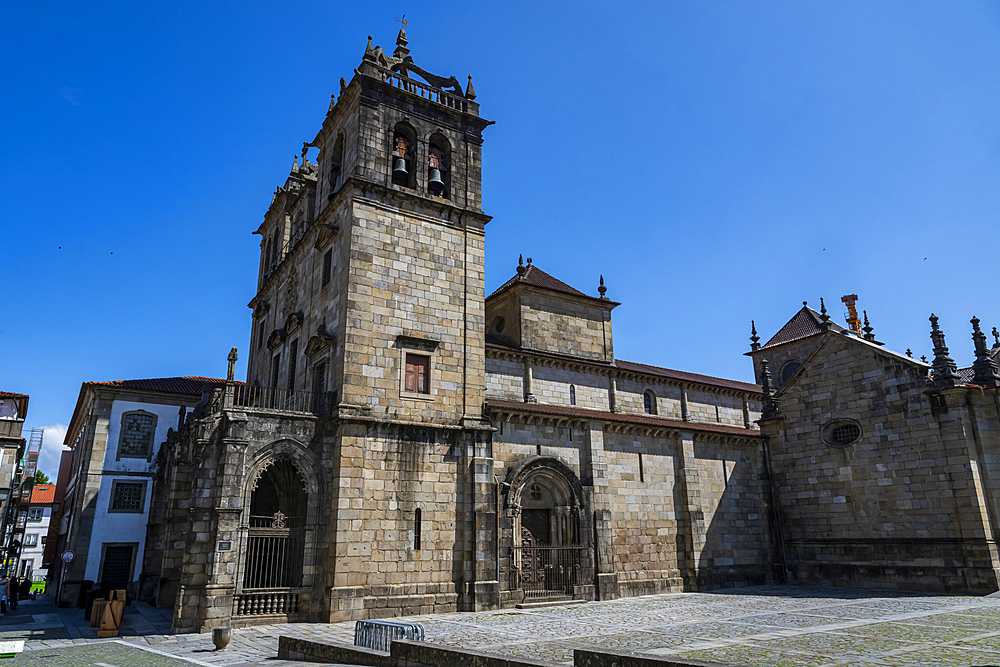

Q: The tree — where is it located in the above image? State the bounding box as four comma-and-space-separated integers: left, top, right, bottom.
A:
33, 470, 50, 485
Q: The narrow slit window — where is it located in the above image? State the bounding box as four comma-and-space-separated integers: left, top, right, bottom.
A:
321, 249, 333, 286
287, 340, 298, 392
638, 453, 645, 483
414, 508, 422, 551
569, 385, 576, 406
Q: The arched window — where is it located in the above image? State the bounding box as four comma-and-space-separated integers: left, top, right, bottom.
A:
643, 390, 657, 415
569, 385, 576, 406
328, 132, 344, 198
428, 133, 451, 199
780, 361, 801, 386
391, 123, 416, 188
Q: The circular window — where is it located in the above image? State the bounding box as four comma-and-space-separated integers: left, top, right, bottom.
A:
821, 419, 862, 447
493, 316, 506, 334
780, 361, 801, 385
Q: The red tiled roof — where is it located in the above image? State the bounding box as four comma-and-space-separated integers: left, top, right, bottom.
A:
615, 360, 760, 393
487, 264, 620, 306
761, 306, 847, 349
0, 391, 28, 399
485, 399, 759, 437
485, 341, 759, 394
85, 376, 238, 396
29, 485, 56, 504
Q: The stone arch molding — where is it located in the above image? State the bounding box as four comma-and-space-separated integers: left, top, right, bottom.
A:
503, 456, 587, 518
243, 438, 323, 503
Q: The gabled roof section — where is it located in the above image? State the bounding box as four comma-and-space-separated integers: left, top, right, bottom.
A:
487, 263, 620, 307
85, 376, 237, 396
762, 306, 847, 349
29, 485, 56, 504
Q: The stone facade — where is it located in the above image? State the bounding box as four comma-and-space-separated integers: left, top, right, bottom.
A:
130, 28, 1000, 635
749, 304, 1000, 594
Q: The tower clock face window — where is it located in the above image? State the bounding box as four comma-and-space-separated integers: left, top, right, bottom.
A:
404, 354, 430, 394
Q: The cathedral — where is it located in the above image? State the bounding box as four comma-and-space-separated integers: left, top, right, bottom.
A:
137, 30, 1000, 633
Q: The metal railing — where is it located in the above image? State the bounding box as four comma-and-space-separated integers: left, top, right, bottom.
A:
232, 384, 319, 414
354, 619, 425, 652
233, 588, 302, 617
243, 533, 303, 589
509, 545, 588, 598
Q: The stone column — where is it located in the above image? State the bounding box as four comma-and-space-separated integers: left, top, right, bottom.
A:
676, 431, 704, 589
581, 421, 616, 599
471, 451, 499, 611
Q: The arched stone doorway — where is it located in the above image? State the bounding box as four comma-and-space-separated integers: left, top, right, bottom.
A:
234, 451, 317, 619
502, 457, 594, 601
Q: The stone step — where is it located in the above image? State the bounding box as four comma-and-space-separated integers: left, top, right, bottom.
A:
515, 597, 583, 609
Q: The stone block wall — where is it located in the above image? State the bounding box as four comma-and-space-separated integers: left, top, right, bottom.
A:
519, 291, 613, 361
341, 198, 485, 422
763, 334, 1000, 593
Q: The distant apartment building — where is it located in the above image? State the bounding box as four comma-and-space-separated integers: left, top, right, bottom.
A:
18, 483, 56, 582
54, 377, 226, 605
0, 392, 29, 572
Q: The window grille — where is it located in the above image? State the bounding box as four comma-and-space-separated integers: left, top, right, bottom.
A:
111, 481, 145, 512
119, 412, 155, 458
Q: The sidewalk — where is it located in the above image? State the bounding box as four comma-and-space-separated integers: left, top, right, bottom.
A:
0, 593, 172, 642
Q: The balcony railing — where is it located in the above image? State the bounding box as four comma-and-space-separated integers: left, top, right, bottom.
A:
382, 71, 468, 113
231, 385, 333, 416
234, 588, 303, 617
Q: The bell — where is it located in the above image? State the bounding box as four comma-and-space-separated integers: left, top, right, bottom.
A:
393, 157, 408, 181
428, 167, 445, 194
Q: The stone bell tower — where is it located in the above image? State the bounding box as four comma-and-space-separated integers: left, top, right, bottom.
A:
153, 29, 498, 634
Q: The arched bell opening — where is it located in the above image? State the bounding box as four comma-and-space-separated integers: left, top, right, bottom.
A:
427, 133, 450, 199
502, 457, 593, 600
391, 122, 416, 189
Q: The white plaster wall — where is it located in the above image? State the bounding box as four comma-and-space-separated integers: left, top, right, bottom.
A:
84, 399, 182, 583
20, 506, 50, 578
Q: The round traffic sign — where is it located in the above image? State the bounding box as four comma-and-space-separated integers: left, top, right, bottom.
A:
60, 550, 75, 563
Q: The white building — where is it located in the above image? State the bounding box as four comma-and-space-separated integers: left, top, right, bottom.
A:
54, 377, 226, 604
18, 483, 55, 582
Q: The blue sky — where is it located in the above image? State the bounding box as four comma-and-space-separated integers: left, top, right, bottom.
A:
4, 1, 999, 477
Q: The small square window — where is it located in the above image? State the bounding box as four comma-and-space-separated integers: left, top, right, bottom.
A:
27, 507, 43, 522
321, 249, 333, 286
23, 533, 37, 547
110, 481, 146, 513
404, 354, 430, 394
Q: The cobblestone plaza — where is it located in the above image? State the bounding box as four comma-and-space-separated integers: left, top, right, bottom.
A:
10, 586, 1000, 666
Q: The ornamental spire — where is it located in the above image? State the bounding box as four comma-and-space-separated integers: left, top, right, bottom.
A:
750, 320, 760, 351
819, 298, 833, 332
929, 314, 960, 389
598, 275, 608, 299
760, 360, 780, 419
862, 310, 875, 341
971, 316, 1000, 387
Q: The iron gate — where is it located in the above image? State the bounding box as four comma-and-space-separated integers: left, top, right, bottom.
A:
509, 545, 586, 598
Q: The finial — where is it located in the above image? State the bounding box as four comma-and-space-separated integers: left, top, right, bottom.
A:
802, 301, 808, 307
818, 298, 832, 331
340, 77, 348, 94
327, 93, 336, 114
516, 254, 526, 276
993, 327, 1000, 349
929, 313, 961, 388
759, 360, 780, 420
364, 35, 375, 61
598, 275, 608, 299
906, 348, 912, 357
291, 155, 299, 172
921, 355, 927, 363
465, 74, 477, 100
227, 347, 238, 382
862, 310, 875, 341
750, 320, 760, 351
971, 316, 1000, 386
